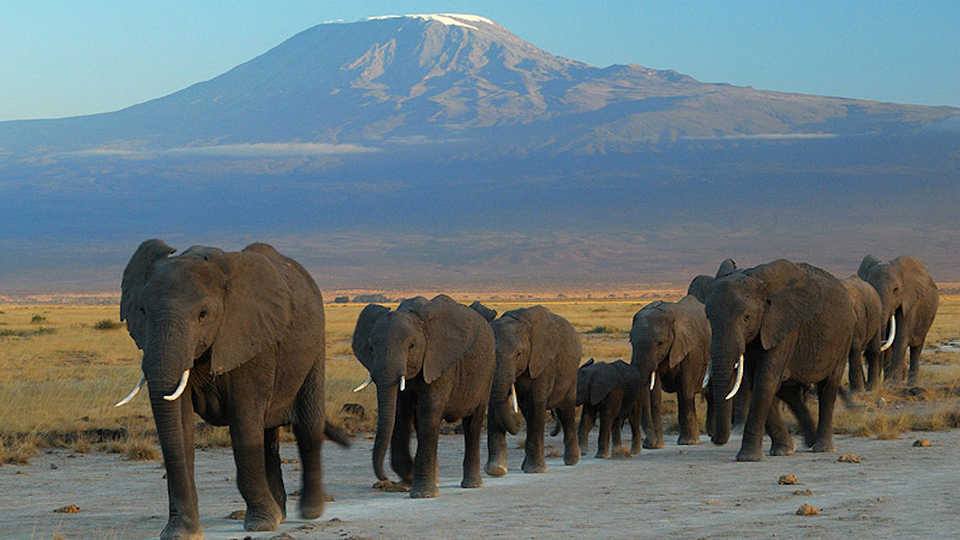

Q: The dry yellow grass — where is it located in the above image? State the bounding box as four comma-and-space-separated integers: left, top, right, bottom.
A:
1, 294, 957, 462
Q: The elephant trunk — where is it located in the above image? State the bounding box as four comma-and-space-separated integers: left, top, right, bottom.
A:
148, 383, 199, 532
490, 354, 521, 435
709, 343, 739, 445
372, 382, 399, 481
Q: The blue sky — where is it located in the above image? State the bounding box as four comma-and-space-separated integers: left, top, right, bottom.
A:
3, 1, 958, 121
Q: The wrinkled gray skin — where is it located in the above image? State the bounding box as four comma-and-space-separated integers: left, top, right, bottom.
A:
576, 359, 644, 458
121, 240, 348, 539
687, 258, 747, 434
352, 295, 495, 498
629, 296, 710, 449
705, 259, 854, 462
841, 276, 886, 392
484, 306, 581, 476
857, 255, 939, 386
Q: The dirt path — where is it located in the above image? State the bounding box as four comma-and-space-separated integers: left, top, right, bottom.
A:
2, 429, 958, 539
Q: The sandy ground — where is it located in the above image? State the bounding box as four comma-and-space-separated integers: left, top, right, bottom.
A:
2, 428, 959, 539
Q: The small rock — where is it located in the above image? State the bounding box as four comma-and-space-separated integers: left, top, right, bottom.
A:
226, 509, 246, 520
53, 504, 80, 514
796, 503, 819, 516
325, 493, 335, 502
280, 457, 299, 464
268, 534, 294, 540
327, 518, 343, 523
707, 500, 720, 505
16, 471, 23, 475
372, 480, 410, 493
793, 489, 813, 496
49, 463, 59, 470
778, 474, 799, 485
837, 454, 862, 463
913, 439, 932, 447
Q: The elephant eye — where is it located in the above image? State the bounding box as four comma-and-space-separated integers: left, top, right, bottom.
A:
138, 307, 145, 314
198, 309, 208, 321
408, 343, 415, 350
743, 314, 751, 321
656, 341, 664, 346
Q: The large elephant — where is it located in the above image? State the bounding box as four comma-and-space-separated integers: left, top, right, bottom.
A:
705, 259, 854, 461
857, 255, 938, 385
117, 240, 348, 539
484, 305, 581, 476
351, 294, 495, 498
842, 275, 892, 392
629, 296, 710, 448
575, 359, 644, 458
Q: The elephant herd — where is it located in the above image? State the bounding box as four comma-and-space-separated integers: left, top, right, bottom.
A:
113, 239, 938, 539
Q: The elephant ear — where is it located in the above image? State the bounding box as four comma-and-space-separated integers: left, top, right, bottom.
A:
668, 297, 709, 369
894, 256, 932, 315
588, 364, 617, 405
750, 261, 824, 350
857, 254, 881, 280
120, 239, 176, 349
417, 295, 480, 384
687, 275, 715, 303
469, 301, 497, 323
210, 249, 293, 376
352, 304, 390, 373
518, 306, 559, 379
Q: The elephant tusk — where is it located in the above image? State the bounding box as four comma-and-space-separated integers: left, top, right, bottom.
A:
114, 375, 146, 407
725, 355, 744, 401
400, 375, 406, 392
702, 363, 711, 389
163, 369, 190, 401
510, 384, 519, 414
879, 314, 896, 352
352, 376, 373, 392
650, 371, 656, 391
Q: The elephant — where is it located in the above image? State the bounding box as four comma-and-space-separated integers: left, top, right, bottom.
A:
468, 301, 498, 323
857, 255, 938, 385
704, 259, 855, 461
116, 240, 348, 539
575, 359, 644, 458
484, 305, 581, 476
842, 275, 892, 392
629, 296, 710, 449
351, 294, 496, 498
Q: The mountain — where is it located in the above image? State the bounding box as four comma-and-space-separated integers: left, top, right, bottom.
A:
1, 14, 959, 293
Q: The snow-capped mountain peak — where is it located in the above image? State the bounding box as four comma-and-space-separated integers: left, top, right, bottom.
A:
365, 13, 496, 30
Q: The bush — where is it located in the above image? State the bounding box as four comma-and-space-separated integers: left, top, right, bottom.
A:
93, 319, 122, 330
585, 326, 619, 334
30, 315, 46, 324
333, 296, 350, 304
0, 327, 56, 338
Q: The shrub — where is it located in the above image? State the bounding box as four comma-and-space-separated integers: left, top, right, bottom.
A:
585, 326, 619, 334
333, 296, 350, 303
30, 315, 46, 324
93, 319, 122, 330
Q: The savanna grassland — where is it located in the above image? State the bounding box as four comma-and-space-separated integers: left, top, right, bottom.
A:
1, 295, 958, 465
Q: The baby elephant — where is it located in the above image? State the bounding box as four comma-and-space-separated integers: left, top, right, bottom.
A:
576, 359, 645, 458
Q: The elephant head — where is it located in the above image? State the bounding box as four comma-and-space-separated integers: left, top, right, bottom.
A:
351, 295, 481, 481
118, 240, 293, 528
687, 258, 737, 303
704, 259, 823, 445
857, 255, 930, 348
487, 306, 557, 435
629, 296, 709, 390
576, 359, 635, 406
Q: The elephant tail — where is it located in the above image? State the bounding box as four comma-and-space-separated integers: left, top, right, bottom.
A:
324, 421, 352, 447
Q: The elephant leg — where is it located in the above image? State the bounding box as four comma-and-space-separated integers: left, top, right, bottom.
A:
908, 343, 924, 386
595, 405, 613, 459
292, 365, 327, 519
521, 396, 548, 473
578, 407, 594, 456
611, 413, 624, 455
460, 405, 484, 488
737, 358, 781, 462
848, 349, 866, 393
629, 400, 643, 455
704, 389, 715, 438
777, 383, 816, 448
812, 378, 839, 453
230, 421, 282, 531
677, 391, 699, 445
391, 392, 415, 484
485, 404, 509, 477
410, 404, 441, 498
643, 382, 664, 449
887, 327, 909, 384
764, 398, 796, 456
864, 347, 881, 392
264, 427, 286, 521
555, 406, 580, 465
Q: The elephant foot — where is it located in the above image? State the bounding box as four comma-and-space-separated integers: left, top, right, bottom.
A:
460, 476, 483, 489
677, 434, 700, 445
485, 459, 508, 477
735, 448, 765, 462
521, 458, 547, 473
159, 517, 202, 540
299, 490, 325, 520
643, 437, 664, 449
409, 484, 439, 499
243, 506, 281, 532
811, 440, 835, 453
594, 450, 611, 459
564, 446, 580, 466
770, 442, 796, 456
630, 442, 643, 455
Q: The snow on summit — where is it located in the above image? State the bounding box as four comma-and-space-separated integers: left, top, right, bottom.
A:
365, 13, 496, 30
